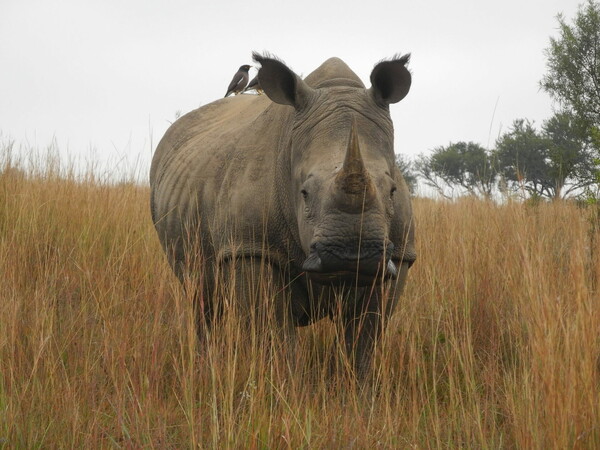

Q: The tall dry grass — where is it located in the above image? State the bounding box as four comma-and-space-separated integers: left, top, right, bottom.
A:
1, 143, 599, 448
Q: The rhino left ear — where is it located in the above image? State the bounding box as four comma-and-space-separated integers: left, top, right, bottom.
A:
369, 54, 412, 106
253, 52, 315, 109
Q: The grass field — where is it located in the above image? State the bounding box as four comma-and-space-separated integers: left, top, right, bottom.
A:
1, 145, 599, 448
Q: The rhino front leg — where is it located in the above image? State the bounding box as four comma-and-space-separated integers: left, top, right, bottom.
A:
217, 257, 296, 343
341, 288, 384, 380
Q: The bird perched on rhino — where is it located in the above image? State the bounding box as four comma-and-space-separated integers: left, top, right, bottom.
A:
224, 64, 251, 97
243, 75, 262, 94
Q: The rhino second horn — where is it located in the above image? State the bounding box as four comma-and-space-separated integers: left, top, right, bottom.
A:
335, 120, 374, 197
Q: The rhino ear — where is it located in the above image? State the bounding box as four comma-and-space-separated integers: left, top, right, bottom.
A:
253, 52, 314, 109
369, 54, 412, 106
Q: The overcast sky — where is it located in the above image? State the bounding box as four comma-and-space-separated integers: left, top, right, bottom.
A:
0, 0, 580, 180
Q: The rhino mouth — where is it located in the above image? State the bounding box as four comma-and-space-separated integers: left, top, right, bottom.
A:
302, 252, 398, 286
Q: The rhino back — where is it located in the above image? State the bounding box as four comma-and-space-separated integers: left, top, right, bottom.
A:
150, 94, 291, 269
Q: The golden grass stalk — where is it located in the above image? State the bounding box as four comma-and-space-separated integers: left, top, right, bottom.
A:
0, 145, 598, 447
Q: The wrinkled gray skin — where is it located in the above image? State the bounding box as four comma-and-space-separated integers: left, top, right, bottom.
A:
150, 54, 416, 377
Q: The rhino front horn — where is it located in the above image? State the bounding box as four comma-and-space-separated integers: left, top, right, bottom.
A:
335, 120, 374, 197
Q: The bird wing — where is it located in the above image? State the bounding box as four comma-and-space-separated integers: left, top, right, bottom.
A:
226, 72, 244, 94
246, 76, 258, 89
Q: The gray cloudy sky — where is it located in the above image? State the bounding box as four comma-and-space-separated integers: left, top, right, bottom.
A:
0, 0, 580, 178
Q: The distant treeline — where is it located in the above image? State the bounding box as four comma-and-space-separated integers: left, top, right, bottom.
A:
400, 1, 600, 201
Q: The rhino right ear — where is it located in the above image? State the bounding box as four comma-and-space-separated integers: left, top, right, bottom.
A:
253, 52, 315, 109
369, 54, 412, 106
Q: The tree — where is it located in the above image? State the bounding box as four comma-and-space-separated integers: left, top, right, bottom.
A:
495, 114, 597, 199
415, 142, 497, 198
395, 154, 417, 195
540, 1, 600, 199
495, 119, 554, 198
541, 1, 600, 130
543, 112, 598, 195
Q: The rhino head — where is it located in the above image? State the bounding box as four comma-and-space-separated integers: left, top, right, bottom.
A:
254, 53, 414, 286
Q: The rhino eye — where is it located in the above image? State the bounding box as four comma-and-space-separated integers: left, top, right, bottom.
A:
301, 189, 309, 199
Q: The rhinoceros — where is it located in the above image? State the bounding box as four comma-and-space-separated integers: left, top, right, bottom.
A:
150, 53, 416, 376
